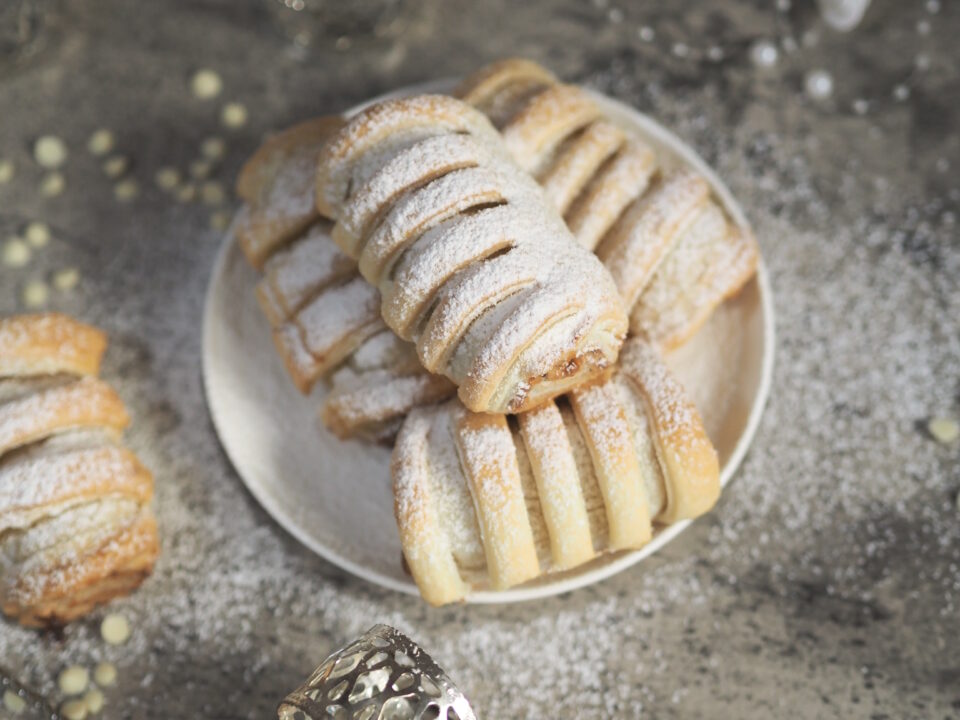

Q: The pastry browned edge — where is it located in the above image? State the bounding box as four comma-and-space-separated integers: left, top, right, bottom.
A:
0, 313, 159, 626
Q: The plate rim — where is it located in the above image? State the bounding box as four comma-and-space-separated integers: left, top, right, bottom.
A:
201, 80, 776, 603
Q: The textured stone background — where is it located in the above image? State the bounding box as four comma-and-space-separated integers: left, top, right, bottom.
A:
0, 0, 958, 718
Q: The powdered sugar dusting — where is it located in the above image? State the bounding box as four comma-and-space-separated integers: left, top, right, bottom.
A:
0, 314, 106, 378
392, 351, 712, 601
0, 377, 128, 456
539, 120, 626, 214
317, 95, 627, 413
260, 223, 355, 322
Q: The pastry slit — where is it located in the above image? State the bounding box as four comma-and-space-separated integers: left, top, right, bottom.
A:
565, 139, 658, 251
334, 133, 489, 257
417, 251, 537, 372
357, 166, 507, 288
539, 120, 627, 216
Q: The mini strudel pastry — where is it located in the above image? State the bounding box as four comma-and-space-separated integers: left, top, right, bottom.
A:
457, 58, 760, 351
236, 120, 454, 441
315, 95, 628, 414
392, 337, 720, 605
0, 314, 159, 626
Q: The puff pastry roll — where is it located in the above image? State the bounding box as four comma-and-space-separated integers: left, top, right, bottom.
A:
456, 58, 760, 350
0, 314, 158, 626
317, 95, 628, 414
236, 122, 455, 440
392, 337, 720, 605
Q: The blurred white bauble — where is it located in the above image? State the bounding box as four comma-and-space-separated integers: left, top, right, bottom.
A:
816, 0, 872, 32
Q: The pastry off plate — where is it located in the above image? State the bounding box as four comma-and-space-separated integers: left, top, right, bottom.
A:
202, 82, 775, 603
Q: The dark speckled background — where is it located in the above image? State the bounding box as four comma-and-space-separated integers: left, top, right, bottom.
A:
0, 0, 958, 718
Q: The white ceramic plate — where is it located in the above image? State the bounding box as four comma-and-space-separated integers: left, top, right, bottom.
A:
202, 82, 775, 603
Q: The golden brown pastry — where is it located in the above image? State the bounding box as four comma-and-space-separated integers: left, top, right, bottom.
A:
0, 314, 159, 627
456, 58, 760, 349
392, 337, 720, 605
316, 94, 628, 414
0, 312, 107, 378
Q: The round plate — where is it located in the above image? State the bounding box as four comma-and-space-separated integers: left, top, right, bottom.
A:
202, 81, 775, 603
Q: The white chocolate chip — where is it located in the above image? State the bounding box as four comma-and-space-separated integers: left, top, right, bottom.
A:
22, 280, 49, 308
201, 137, 226, 160
3, 690, 26, 714
83, 689, 104, 715
191, 69, 222, 99
2, 238, 31, 267
40, 171, 65, 197
0, 159, 14, 184
201, 181, 225, 206
93, 662, 117, 687
24, 221, 51, 247
87, 129, 115, 156
114, 179, 139, 202
102, 155, 129, 178
154, 166, 181, 191
189, 160, 212, 180
929, 417, 959, 444
210, 211, 230, 231
61, 699, 88, 720
101, 613, 131, 645
34, 135, 68, 168
177, 183, 197, 202
58, 665, 89, 696
53, 267, 80, 291
221, 102, 247, 129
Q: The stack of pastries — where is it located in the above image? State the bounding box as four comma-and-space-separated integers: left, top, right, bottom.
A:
234, 59, 759, 604
0, 314, 158, 625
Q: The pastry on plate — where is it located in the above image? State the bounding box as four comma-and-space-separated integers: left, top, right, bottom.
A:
392, 337, 720, 605
0, 313, 159, 626
233, 59, 759, 438
457, 58, 759, 351
315, 94, 628, 414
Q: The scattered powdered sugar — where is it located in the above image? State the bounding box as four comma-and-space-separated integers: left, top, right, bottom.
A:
2, 44, 949, 720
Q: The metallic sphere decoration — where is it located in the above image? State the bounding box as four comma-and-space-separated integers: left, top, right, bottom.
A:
278, 625, 477, 720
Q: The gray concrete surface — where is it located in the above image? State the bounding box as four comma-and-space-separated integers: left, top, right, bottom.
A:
0, 0, 958, 718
